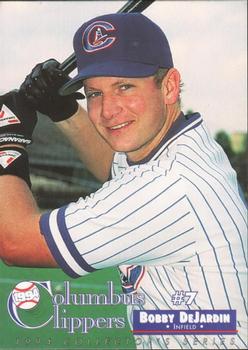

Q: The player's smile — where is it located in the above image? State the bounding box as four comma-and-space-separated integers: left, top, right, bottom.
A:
85, 75, 168, 162
108, 121, 133, 131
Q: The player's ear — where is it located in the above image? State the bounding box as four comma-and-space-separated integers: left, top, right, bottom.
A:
161, 68, 180, 105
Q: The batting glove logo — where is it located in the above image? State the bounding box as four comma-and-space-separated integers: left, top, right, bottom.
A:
0, 104, 21, 127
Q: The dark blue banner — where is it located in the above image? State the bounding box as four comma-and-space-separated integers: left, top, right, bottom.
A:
132, 310, 237, 335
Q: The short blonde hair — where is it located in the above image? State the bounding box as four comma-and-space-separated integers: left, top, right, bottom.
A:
153, 68, 183, 104
153, 68, 169, 88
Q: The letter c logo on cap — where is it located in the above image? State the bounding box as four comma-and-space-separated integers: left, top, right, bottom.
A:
82, 20, 116, 53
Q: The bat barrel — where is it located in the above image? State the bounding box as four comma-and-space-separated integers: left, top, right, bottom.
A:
59, 0, 155, 74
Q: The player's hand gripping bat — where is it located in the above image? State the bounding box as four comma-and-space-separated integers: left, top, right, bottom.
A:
19, 0, 155, 122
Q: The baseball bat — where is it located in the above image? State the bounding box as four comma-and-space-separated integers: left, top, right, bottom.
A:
59, 0, 155, 75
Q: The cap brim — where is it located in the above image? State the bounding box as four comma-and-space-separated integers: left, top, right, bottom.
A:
59, 61, 160, 96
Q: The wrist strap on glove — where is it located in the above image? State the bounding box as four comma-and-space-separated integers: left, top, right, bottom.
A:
0, 90, 37, 147
0, 133, 32, 146
0, 147, 31, 188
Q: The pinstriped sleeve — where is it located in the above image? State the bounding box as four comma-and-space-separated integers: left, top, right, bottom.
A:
39, 163, 196, 278
40, 206, 96, 277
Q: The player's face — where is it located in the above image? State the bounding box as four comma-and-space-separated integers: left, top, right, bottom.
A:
84, 75, 169, 162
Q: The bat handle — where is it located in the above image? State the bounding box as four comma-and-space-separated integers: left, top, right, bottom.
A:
59, 53, 77, 75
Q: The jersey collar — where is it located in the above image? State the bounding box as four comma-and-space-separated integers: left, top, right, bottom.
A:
127, 112, 203, 166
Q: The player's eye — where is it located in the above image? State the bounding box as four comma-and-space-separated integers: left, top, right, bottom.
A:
119, 84, 134, 91
85, 91, 102, 99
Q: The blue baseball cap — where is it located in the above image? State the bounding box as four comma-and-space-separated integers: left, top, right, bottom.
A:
60, 13, 174, 96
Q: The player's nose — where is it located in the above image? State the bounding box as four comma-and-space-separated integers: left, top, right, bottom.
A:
101, 94, 122, 120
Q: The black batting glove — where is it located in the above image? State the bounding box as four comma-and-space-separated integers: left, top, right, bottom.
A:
20, 59, 84, 122
0, 90, 37, 147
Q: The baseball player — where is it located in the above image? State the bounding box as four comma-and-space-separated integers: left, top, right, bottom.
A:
0, 13, 247, 349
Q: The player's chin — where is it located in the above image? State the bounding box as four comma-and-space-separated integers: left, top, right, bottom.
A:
109, 143, 131, 153
115, 144, 146, 157
100, 132, 135, 152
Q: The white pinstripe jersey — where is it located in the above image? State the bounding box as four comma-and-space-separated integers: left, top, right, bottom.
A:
40, 112, 247, 349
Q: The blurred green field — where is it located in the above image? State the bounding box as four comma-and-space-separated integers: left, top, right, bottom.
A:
0, 261, 135, 350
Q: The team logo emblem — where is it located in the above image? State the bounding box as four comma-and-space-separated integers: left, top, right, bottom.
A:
119, 265, 145, 294
0, 104, 21, 128
82, 20, 116, 52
